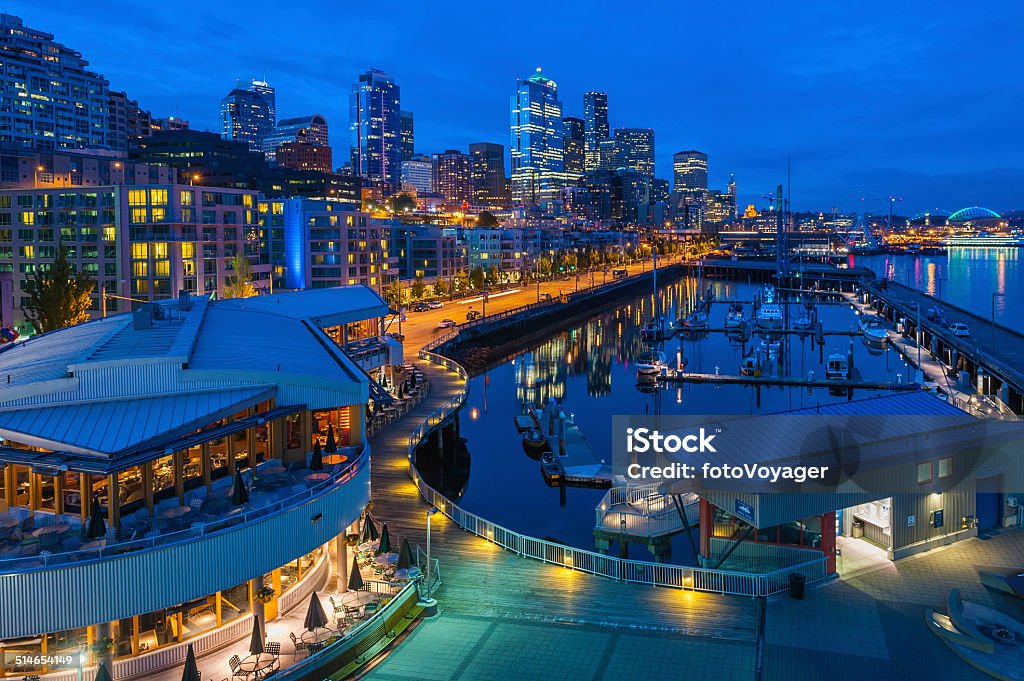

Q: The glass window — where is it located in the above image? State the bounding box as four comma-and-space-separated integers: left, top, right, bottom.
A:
130, 208, 147, 223
149, 188, 168, 206
938, 458, 952, 479
128, 189, 147, 206
917, 462, 933, 484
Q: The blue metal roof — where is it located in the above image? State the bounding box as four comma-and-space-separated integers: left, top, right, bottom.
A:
778, 391, 967, 417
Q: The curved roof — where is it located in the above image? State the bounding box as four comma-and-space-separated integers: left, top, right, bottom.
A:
911, 209, 951, 221
949, 206, 1001, 222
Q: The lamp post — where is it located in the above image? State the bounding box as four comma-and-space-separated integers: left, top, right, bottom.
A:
425, 507, 438, 601
992, 291, 1004, 348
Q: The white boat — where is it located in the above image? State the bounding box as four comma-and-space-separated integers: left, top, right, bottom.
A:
640, 316, 673, 342
636, 350, 668, 376
724, 304, 745, 330
755, 285, 783, 332
861, 320, 888, 345
683, 310, 709, 329
825, 353, 849, 381
793, 315, 813, 331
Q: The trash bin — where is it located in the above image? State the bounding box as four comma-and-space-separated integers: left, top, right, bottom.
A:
852, 520, 864, 539
789, 572, 806, 600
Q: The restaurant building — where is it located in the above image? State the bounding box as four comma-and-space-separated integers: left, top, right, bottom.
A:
0, 286, 399, 678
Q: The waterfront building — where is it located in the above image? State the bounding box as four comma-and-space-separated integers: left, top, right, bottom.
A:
583, 91, 609, 172
673, 150, 708, 191
261, 115, 329, 165
400, 154, 434, 195
0, 146, 175, 189
468, 142, 507, 208
0, 286, 393, 677
432, 150, 473, 205
389, 224, 466, 280
613, 128, 655, 179
562, 116, 586, 186
510, 68, 565, 204
0, 13, 110, 151
399, 110, 414, 161
461, 227, 526, 281
350, 69, 402, 190
275, 141, 332, 173
220, 80, 276, 153
0, 184, 264, 329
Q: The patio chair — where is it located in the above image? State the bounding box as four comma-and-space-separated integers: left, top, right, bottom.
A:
289, 632, 307, 656
264, 641, 281, 669
188, 496, 205, 510
190, 521, 206, 536
143, 529, 160, 539
307, 641, 325, 655
329, 596, 344, 614
228, 654, 249, 679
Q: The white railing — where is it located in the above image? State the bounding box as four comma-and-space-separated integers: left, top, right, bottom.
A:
406, 352, 830, 598
594, 486, 700, 537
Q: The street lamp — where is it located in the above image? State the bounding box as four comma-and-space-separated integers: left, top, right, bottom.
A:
992, 292, 1005, 347
425, 507, 438, 601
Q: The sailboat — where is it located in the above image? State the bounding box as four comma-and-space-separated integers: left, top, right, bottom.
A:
640, 251, 673, 342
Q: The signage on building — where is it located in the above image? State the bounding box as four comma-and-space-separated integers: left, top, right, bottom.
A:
735, 499, 754, 523
932, 509, 944, 529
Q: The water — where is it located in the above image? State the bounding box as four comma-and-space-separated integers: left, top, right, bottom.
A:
854, 248, 1023, 333
443, 274, 919, 564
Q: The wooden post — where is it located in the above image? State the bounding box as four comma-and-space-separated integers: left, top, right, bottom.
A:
2, 464, 13, 509
28, 470, 39, 512
107, 474, 120, 531
348, 404, 363, 447
80, 474, 90, 524
54, 474, 64, 515
132, 615, 140, 656
215, 590, 223, 627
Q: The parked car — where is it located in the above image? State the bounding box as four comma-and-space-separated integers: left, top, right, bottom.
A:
411, 303, 429, 312
948, 322, 970, 337
427, 301, 444, 310
466, 310, 483, 321
436, 318, 456, 329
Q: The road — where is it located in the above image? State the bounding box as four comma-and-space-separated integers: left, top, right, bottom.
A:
389, 256, 686, 351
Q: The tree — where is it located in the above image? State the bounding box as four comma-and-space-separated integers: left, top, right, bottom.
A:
486, 265, 501, 287
477, 211, 500, 227
453, 270, 469, 292
410, 276, 426, 300
385, 278, 403, 308
223, 252, 258, 299
433, 276, 449, 297
24, 243, 94, 334
392, 194, 416, 214
469, 266, 486, 290
538, 256, 553, 277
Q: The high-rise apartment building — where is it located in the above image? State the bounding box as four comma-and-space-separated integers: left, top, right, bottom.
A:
562, 116, 585, 185
673, 150, 708, 191
400, 154, 433, 194
220, 80, 276, 153
432, 149, 473, 205
0, 13, 110, 151
510, 68, 565, 204
262, 114, 329, 164
399, 110, 415, 161
350, 69, 402, 190
613, 128, 655, 179
469, 142, 507, 207
583, 91, 609, 172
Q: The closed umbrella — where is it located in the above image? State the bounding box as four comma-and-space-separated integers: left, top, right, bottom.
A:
325, 424, 337, 453
86, 495, 106, 539
303, 592, 328, 631
180, 643, 200, 681
248, 615, 264, 655
377, 523, 392, 554
360, 514, 378, 543
310, 440, 324, 471
231, 470, 249, 506
397, 537, 413, 570
348, 555, 364, 591
95, 662, 113, 681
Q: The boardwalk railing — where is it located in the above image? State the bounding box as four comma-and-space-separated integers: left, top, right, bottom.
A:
407, 350, 830, 598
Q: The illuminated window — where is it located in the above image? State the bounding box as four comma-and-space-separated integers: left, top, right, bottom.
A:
154, 260, 170, 276
102, 226, 116, 241
917, 462, 932, 484
20, 212, 33, 225
149, 189, 168, 206
130, 208, 147, 223
131, 243, 149, 259
128, 189, 146, 206
152, 243, 168, 259
132, 261, 148, 277
151, 207, 166, 223
182, 243, 194, 258
20, 245, 33, 258
938, 458, 952, 479
180, 190, 193, 206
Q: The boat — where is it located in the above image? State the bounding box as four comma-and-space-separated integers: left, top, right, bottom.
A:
740, 352, 762, 376
640, 316, 673, 342
540, 452, 563, 486
682, 310, 709, 330
793, 314, 813, 331
521, 428, 548, 459
861, 320, 888, 345
755, 285, 783, 332
724, 303, 745, 331
825, 353, 849, 381
636, 350, 667, 376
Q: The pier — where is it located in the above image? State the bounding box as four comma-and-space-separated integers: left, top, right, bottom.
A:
657, 370, 920, 392
523, 400, 613, 488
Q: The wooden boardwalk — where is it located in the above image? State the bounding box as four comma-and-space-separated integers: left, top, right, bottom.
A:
368, 357, 759, 640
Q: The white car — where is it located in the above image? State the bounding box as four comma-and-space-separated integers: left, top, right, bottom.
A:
948, 322, 970, 337
427, 301, 444, 310
436, 318, 456, 329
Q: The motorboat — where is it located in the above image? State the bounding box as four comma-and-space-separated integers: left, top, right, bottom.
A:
793, 315, 813, 331
755, 285, 783, 332
640, 316, 673, 342
636, 350, 668, 376
683, 310, 709, 330
825, 353, 849, 381
740, 352, 762, 376
861, 320, 888, 345
724, 303, 745, 331
521, 428, 548, 459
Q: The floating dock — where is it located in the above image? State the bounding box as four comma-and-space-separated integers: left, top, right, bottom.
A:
526, 401, 613, 488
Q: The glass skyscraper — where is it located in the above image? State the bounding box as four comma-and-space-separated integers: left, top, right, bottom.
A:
469, 142, 508, 207
583, 91, 609, 172
673, 150, 709, 190
613, 128, 655, 179
510, 68, 565, 204
350, 69, 402, 189
220, 79, 275, 153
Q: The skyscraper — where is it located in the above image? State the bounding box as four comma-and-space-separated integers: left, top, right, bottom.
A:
469, 142, 508, 207
510, 68, 565, 204
562, 116, 585, 185
0, 13, 110, 150
613, 128, 655, 179
400, 154, 433, 194
432, 149, 473, 205
262, 114, 329, 164
399, 110, 415, 161
583, 91, 609, 172
673, 150, 708, 191
220, 79, 275, 153
350, 69, 402, 189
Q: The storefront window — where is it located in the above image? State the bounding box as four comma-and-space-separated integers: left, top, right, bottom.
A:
119, 466, 145, 516
62, 471, 82, 516
285, 414, 302, 450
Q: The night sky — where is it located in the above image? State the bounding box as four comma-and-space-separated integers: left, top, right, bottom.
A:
19, 1, 1024, 214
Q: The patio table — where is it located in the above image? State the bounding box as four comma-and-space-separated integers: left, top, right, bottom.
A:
238, 652, 276, 678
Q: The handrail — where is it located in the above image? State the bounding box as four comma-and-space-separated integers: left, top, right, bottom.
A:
0, 445, 370, 574
406, 350, 830, 597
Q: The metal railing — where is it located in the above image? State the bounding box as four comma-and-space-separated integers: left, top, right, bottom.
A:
406, 352, 829, 597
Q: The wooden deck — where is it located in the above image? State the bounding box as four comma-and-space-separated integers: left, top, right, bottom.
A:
368, 356, 759, 640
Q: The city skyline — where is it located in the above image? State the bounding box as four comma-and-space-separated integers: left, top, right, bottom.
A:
10, 1, 1024, 213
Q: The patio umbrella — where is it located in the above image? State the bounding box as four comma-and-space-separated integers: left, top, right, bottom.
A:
325, 424, 337, 453
86, 495, 106, 539
348, 555, 364, 591
397, 537, 413, 570
303, 592, 328, 631
377, 523, 392, 554
231, 470, 249, 506
248, 615, 264, 655
180, 643, 200, 681
360, 514, 379, 543
95, 663, 113, 681
310, 440, 324, 471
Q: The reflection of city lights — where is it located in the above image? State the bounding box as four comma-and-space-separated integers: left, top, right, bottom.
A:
566, 353, 572, 364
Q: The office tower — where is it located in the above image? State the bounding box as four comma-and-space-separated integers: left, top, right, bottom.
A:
0, 13, 109, 150
432, 149, 473, 205
597, 138, 617, 173
262, 115, 329, 164
611, 168, 650, 225
583, 91, 609, 172
650, 178, 670, 204
400, 154, 433, 194
276, 142, 332, 173
510, 68, 565, 204
613, 128, 655, 179
400, 111, 415, 161
350, 69, 402, 189
673, 150, 708, 191
220, 79, 275, 153
469, 142, 508, 207
562, 116, 585, 185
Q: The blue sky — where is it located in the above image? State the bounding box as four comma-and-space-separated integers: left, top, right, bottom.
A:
19, 0, 1024, 214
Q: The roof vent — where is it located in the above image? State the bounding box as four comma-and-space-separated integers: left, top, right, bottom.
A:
178, 289, 193, 311
133, 304, 154, 330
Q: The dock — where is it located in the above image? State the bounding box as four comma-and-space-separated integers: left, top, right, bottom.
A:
657, 370, 920, 392
528, 400, 613, 488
